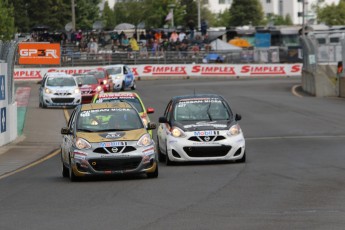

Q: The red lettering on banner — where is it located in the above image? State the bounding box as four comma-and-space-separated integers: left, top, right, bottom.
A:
131, 67, 139, 76
143, 65, 186, 75
241, 66, 286, 75
48, 68, 90, 75
192, 65, 235, 75
14, 70, 42, 79
291, 65, 301, 73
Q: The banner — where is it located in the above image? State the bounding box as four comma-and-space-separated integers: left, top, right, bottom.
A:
14, 64, 303, 80
18, 43, 61, 65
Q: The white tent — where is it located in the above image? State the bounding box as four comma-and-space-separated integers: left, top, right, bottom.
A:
210, 39, 242, 51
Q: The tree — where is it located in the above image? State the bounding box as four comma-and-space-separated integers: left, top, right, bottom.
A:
102, 2, 116, 30
0, 0, 15, 40
12, 0, 30, 32
316, 0, 345, 25
75, 0, 101, 30
228, 0, 264, 27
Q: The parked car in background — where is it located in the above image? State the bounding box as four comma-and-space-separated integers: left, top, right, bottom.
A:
92, 92, 155, 136
73, 74, 104, 104
103, 64, 136, 91
87, 68, 113, 92
157, 94, 246, 165
38, 72, 81, 108
60, 102, 158, 181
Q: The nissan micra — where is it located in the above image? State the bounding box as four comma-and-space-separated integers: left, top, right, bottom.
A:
61, 102, 158, 181
157, 94, 245, 165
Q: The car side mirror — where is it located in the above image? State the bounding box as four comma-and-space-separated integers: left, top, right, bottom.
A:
158, 117, 168, 123
61, 127, 72, 135
235, 114, 242, 121
147, 122, 156, 130
147, 107, 155, 114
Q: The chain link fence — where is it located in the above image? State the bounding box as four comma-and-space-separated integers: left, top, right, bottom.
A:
0, 41, 18, 104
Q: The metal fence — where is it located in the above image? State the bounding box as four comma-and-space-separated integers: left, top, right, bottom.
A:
0, 40, 17, 104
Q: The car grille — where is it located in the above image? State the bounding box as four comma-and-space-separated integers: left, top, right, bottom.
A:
51, 98, 75, 103
93, 146, 136, 154
54, 92, 72, 96
188, 136, 226, 142
89, 157, 142, 171
183, 146, 231, 157
81, 90, 94, 95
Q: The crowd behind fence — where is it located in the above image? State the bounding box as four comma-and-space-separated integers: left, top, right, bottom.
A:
0, 41, 17, 104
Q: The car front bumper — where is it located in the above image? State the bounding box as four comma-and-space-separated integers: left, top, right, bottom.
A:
43, 94, 81, 107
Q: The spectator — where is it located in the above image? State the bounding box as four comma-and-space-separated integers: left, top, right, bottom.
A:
178, 30, 186, 42
111, 31, 119, 46
121, 35, 130, 50
129, 36, 139, 52
154, 31, 162, 42
170, 31, 178, 42
139, 31, 146, 45
188, 20, 195, 40
201, 20, 208, 37
76, 30, 83, 45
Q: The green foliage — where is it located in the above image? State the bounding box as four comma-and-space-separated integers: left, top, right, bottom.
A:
317, 1, 345, 25
264, 14, 293, 26
75, 0, 101, 30
102, 2, 116, 30
0, 0, 15, 40
228, 0, 264, 26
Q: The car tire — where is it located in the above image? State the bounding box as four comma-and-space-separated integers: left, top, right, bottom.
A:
236, 151, 246, 163
131, 80, 136, 90
121, 81, 126, 91
156, 138, 165, 163
69, 156, 79, 182
146, 163, 159, 178
61, 150, 69, 178
165, 146, 174, 166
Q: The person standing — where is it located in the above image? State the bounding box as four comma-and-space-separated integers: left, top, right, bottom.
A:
201, 20, 208, 38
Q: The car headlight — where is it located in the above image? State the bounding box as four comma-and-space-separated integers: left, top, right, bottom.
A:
115, 75, 121, 79
74, 88, 81, 94
96, 86, 102, 92
227, 124, 241, 136
103, 79, 108, 84
137, 133, 152, 147
75, 137, 91, 149
44, 88, 53, 94
171, 127, 186, 138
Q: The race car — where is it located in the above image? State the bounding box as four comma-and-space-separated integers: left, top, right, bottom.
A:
73, 74, 104, 104
157, 94, 246, 165
38, 72, 81, 108
87, 68, 113, 92
92, 92, 155, 137
60, 102, 158, 181
103, 64, 136, 91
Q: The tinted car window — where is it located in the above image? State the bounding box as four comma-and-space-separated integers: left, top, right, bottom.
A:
77, 108, 143, 132
46, 77, 76, 87
76, 75, 98, 85
88, 71, 105, 79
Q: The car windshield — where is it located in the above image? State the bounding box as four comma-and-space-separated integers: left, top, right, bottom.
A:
76, 75, 98, 85
174, 98, 230, 121
88, 71, 105, 79
106, 67, 122, 75
76, 108, 144, 132
94, 97, 143, 113
46, 77, 76, 87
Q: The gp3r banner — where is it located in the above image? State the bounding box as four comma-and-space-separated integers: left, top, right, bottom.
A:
18, 43, 61, 65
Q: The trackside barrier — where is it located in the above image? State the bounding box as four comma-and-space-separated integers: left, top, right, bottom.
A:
14, 64, 302, 81
0, 63, 17, 146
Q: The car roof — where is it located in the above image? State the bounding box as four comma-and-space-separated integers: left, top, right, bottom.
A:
80, 101, 134, 111
44, 72, 70, 78
104, 64, 126, 69
172, 94, 225, 101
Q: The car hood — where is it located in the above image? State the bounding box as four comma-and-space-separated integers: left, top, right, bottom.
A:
80, 84, 100, 90
76, 128, 148, 142
173, 120, 231, 131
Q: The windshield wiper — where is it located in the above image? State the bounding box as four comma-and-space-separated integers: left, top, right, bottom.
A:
206, 102, 213, 121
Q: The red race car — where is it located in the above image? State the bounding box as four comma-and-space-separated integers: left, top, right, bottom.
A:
87, 68, 113, 92
73, 74, 104, 104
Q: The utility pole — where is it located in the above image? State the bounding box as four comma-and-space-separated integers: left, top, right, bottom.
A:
71, 0, 76, 31
197, 0, 201, 31
302, 0, 305, 36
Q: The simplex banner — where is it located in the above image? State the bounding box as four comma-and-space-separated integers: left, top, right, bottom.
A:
14, 63, 302, 80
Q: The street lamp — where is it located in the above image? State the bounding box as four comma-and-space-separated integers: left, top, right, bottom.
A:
71, 0, 76, 31
168, 4, 175, 28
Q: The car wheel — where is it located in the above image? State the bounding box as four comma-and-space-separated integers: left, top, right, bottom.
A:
156, 138, 165, 163
61, 149, 69, 178
69, 156, 79, 182
121, 81, 126, 91
146, 162, 158, 178
165, 145, 174, 166
236, 151, 246, 163
131, 80, 136, 90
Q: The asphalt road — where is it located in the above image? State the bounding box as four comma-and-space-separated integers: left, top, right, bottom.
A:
1, 77, 345, 230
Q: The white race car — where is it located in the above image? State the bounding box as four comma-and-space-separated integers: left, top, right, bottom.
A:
104, 64, 136, 91
38, 72, 81, 108
157, 94, 246, 165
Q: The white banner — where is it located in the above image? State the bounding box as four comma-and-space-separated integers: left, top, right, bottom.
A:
14, 64, 302, 80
